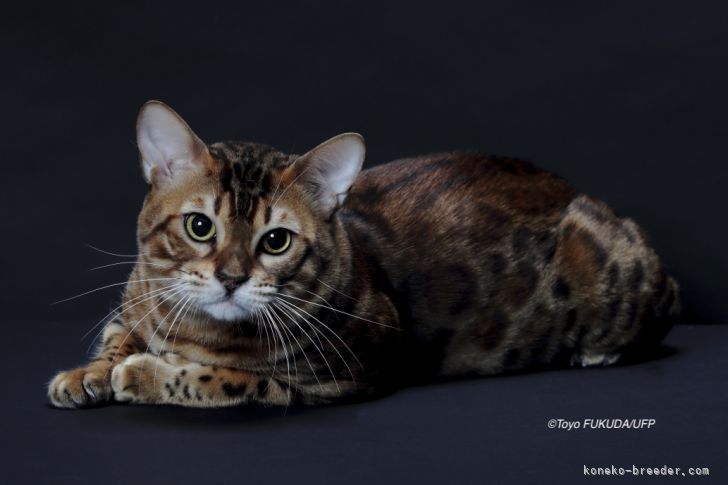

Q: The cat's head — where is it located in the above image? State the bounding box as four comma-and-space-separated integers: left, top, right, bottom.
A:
133, 100, 364, 323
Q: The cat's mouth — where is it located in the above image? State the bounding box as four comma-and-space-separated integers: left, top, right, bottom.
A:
202, 299, 252, 322
188, 283, 274, 323
199, 292, 269, 323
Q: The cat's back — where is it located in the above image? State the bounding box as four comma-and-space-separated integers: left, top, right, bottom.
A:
340, 151, 579, 337
342, 152, 578, 263
340, 152, 678, 377
348, 152, 577, 224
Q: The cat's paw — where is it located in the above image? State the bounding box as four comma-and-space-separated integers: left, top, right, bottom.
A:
48, 367, 112, 408
111, 353, 174, 404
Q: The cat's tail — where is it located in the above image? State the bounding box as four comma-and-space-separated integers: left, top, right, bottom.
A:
660, 275, 682, 322
633, 272, 681, 350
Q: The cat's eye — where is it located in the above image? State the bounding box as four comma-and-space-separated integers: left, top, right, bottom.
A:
260, 228, 292, 255
184, 213, 216, 242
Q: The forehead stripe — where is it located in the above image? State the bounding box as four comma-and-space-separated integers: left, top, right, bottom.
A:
214, 194, 222, 215
208, 142, 293, 221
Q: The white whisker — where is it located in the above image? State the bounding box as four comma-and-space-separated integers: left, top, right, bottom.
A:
272, 301, 330, 389
88, 261, 190, 275
316, 278, 362, 303
270, 306, 298, 383
170, 295, 196, 356
85, 244, 142, 258
273, 305, 314, 384
276, 297, 359, 379
256, 308, 273, 361
108, 286, 187, 375
263, 306, 291, 388
152, 294, 192, 385
83, 282, 185, 351
277, 292, 397, 329
53, 278, 180, 305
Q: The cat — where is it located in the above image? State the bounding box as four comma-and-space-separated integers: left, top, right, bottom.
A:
48, 100, 680, 408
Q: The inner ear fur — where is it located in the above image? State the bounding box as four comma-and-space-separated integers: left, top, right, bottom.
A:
282, 133, 365, 216
136, 100, 212, 187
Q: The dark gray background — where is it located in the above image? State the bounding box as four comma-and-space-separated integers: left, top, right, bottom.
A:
2, 0, 727, 324
1, 2, 728, 485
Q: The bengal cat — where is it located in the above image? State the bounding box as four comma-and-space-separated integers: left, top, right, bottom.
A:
48, 101, 680, 408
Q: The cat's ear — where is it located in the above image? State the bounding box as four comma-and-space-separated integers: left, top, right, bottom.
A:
285, 133, 365, 216
136, 100, 209, 186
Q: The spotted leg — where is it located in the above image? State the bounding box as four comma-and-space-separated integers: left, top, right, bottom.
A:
110, 352, 294, 407
48, 320, 139, 408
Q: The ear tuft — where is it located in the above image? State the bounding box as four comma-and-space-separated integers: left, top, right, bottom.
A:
136, 100, 208, 185
289, 133, 365, 215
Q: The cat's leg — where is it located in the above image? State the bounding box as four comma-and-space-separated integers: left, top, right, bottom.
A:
570, 352, 621, 367
110, 353, 294, 407
48, 320, 139, 408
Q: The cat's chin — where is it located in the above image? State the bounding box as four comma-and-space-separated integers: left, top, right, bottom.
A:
201, 300, 256, 323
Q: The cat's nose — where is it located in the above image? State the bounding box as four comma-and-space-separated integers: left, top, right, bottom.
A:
216, 272, 250, 294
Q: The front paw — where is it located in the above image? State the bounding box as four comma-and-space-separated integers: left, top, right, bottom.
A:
111, 353, 174, 404
48, 366, 112, 408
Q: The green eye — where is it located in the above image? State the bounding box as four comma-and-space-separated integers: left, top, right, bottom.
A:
184, 213, 216, 242
261, 228, 292, 255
